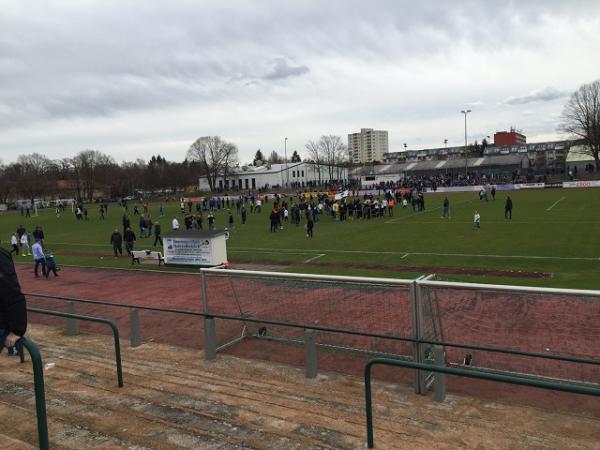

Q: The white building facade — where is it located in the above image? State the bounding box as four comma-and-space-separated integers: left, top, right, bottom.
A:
348, 128, 389, 164
198, 162, 349, 192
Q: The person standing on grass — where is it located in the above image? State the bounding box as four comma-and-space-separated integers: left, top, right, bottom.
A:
0, 247, 28, 356
32, 239, 46, 277
491, 185, 496, 201
228, 211, 234, 230
442, 197, 450, 219
20, 233, 30, 257
241, 206, 247, 224
505, 196, 513, 220
110, 228, 123, 257
473, 211, 481, 229
306, 215, 314, 238
10, 233, 19, 256
122, 214, 131, 236
153, 222, 163, 247
123, 228, 136, 255
172, 216, 180, 231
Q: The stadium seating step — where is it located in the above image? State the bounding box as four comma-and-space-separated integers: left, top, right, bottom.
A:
0, 324, 598, 449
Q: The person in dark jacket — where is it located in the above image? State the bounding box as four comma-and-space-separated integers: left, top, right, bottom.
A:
505, 196, 513, 220
123, 228, 136, 255
110, 228, 123, 257
153, 223, 162, 247
0, 247, 27, 355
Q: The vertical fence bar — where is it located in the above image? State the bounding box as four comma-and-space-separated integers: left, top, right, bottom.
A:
66, 300, 78, 336
410, 280, 421, 394
204, 316, 216, 361
130, 307, 141, 347
305, 329, 318, 378
433, 345, 446, 402
201, 270, 209, 314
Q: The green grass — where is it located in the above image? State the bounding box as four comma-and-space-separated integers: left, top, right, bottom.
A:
2, 188, 600, 289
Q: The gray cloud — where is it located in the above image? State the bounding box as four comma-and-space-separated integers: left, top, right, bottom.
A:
261, 58, 309, 80
502, 87, 571, 105
0, 0, 598, 162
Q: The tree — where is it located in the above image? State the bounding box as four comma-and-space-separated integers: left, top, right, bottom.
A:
304, 140, 323, 184
71, 150, 115, 201
267, 150, 285, 164
187, 136, 239, 191
318, 135, 347, 181
560, 80, 600, 169
253, 149, 265, 166
291, 150, 301, 162
15, 153, 54, 204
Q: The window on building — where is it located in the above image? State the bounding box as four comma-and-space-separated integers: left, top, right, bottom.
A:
252, 178, 256, 189
238, 179, 242, 189
301, 170, 304, 177
245, 179, 249, 189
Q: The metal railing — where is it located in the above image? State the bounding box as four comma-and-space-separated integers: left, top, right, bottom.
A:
27, 307, 124, 388
364, 357, 600, 448
17, 336, 49, 450
23, 293, 600, 382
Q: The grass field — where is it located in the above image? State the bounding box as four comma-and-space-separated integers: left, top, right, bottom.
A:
2, 188, 600, 289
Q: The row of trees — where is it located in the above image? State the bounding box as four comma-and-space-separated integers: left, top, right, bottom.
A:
0, 151, 200, 204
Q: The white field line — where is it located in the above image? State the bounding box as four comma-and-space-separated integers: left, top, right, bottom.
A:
401, 253, 409, 259
234, 246, 600, 261
304, 253, 326, 263
547, 196, 567, 211
385, 198, 474, 224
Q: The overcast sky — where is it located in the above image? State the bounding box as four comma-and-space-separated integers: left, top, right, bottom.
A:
1, 0, 599, 164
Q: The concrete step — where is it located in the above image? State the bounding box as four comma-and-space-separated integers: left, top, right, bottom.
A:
0, 324, 599, 449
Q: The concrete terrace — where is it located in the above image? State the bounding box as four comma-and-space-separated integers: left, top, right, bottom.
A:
1, 325, 599, 449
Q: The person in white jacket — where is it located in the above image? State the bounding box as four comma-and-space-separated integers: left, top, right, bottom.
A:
172, 217, 180, 230
20, 233, 31, 256
10, 233, 19, 256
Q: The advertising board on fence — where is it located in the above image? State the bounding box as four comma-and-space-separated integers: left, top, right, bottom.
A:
562, 180, 600, 189
163, 230, 228, 266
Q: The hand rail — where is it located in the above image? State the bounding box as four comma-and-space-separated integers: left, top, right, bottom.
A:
364, 358, 600, 448
17, 336, 49, 450
27, 307, 123, 388
23, 292, 600, 369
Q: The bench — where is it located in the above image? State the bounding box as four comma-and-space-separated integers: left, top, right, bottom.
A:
131, 250, 165, 266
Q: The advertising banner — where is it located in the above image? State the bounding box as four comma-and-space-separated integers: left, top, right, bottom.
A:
164, 237, 212, 265
562, 180, 600, 188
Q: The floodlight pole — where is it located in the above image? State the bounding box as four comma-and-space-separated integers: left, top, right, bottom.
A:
461, 109, 471, 175
284, 137, 289, 188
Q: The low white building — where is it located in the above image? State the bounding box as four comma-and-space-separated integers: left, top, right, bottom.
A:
198, 162, 348, 192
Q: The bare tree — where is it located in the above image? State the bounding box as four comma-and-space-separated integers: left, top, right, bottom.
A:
187, 136, 239, 191
305, 140, 323, 184
561, 80, 600, 169
16, 153, 54, 204
318, 135, 347, 181
71, 150, 116, 201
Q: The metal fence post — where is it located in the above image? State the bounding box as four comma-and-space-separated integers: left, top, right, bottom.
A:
410, 280, 422, 394
204, 316, 217, 361
130, 307, 141, 347
305, 329, 318, 378
66, 300, 78, 336
433, 345, 446, 402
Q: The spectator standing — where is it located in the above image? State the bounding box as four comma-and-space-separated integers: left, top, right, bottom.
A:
32, 239, 46, 277
172, 217, 180, 230
473, 211, 481, 229
20, 233, 30, 256
0, 247, 28, 355
10, 233, 19, 256
153, 222, 163, 247
110, 228, 123, 257
505, 196, 513, 220
442, 197, 450, 219
123, 228, 136, 255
